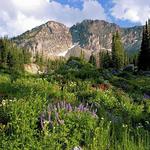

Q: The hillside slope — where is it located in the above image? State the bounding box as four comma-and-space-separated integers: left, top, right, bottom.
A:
13, 20, 143, 58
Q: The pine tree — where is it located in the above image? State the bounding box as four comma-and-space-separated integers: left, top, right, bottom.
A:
138, 20, 150, 71
124, 52, 129, 66
112, 31, 124, 69
23, 49, 31, 64
7, 51, 13, 70
99, 50, 111, 68
0, 37, 31, 73
0, 38, 8, 68
89, 53, 96, 66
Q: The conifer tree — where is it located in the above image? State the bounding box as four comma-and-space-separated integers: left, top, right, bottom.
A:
0, 38, 8, 68
99, 50, 111, 68
124, 52, 129, 66
7, 51, 13, 70
0, 37, 31, 73
112, 31, 124, 69
89, 53, 96, 66
138, 20, 150, 70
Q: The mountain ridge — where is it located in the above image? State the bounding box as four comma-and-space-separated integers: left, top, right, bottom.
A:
12, 19, 143, 59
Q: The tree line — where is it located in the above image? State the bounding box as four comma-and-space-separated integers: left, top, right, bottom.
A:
89, 31, 129, 69
0, 19, 150, 74
89, 19, 150, 71
0, 37, 31, 73
138, 19, 150, 71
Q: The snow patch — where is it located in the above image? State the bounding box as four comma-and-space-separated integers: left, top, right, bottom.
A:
58, 50, 68, 56
57, 43, 79, 57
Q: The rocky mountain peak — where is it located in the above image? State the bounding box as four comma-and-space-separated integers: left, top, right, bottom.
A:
13, 19, 143, 60
70, 20, 142, 53
13, 21, 72, 58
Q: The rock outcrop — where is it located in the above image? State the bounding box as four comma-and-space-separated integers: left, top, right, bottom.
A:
13, 21, 72, 58
13, 20, 143, 59
70, 20, 142, 53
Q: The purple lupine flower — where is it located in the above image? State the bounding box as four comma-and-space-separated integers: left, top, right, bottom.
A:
40, 102, 98, 130
63, 101, 66, 109
65, 103, 69, 111
48, 111, 52, 123
83, 106, 89, 111
57, 102, 60, 111
144, 93, 150, 99
60, 101, 64, 108
68, 103, 72, 111
78, 104, 84, 111
92, 110, 97, 118
55, 112, 59, 120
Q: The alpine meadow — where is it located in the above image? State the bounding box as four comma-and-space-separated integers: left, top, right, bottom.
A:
0, 0, 150, 150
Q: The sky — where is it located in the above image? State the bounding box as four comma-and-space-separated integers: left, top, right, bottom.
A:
0, 0, 150, 37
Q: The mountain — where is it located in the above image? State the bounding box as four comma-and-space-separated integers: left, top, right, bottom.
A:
70, 20, 143, 53
12, 20, 143, 59
13, 21, 72, 58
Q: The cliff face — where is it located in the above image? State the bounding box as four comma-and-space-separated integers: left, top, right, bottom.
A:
13, 21, 72, 58
70, 20, 143, 53
13, 20, 143, 59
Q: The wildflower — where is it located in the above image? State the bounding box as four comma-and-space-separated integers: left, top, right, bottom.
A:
122, 124, 128, 128
57, 102, 60, 110
145, 121, 149, 124
2, 100, 6, 106
143, 93, 150, 99
48, 111, 52, 123
68, 103, 72, 111
40, 102, 98, 129
58, 119, 64, 125
101, 117, 104, 120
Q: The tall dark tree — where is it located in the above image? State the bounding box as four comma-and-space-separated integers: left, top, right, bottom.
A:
23, 49, 31, 64
89, 53, 96, 66
99, 50, 111, 69
7, 51, 14, 70
0, 38, 8, 68
124, 52, 129, 66
112, 31, 124, 69
138, 20, 150, 71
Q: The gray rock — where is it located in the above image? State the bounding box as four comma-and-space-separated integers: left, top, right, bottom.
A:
13, 20, 143, 60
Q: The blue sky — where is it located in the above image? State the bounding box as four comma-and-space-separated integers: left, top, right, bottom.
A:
0, 0, 149, 37
55, 0, 141, 27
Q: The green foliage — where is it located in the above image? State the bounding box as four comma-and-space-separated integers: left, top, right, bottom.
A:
0, 57, 150, 149
0, 38, 31, 74
57, 57, 100, 80
112, 31, 125, 69
89, 54, 96, 66
99, 51, 111, 69
35, 51, 45, 68
138, 20, 150, 71
40, 102, 98, 149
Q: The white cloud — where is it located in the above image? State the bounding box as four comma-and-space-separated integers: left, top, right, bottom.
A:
0, 0, 107, 37
111, 0, 150, 24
